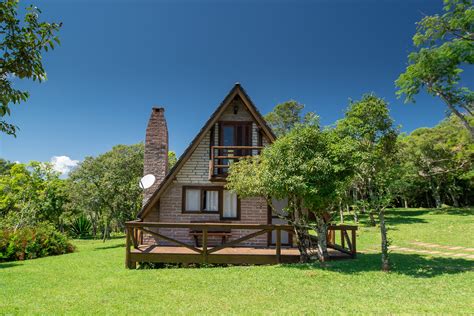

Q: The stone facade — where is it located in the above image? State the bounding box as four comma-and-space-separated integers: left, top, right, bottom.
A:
142, 97, 271, 247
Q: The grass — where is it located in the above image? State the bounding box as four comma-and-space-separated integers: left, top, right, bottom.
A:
1, 208, 473, 314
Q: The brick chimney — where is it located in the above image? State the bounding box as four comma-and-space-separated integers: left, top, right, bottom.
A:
143, 107, 168, 204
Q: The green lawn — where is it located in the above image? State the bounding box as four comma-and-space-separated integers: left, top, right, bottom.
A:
1, 208, 473, 314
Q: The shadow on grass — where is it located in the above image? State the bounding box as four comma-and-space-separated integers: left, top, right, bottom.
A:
94, 243, 125, 250
280, 253, 473, 278
0, 262, 23, 269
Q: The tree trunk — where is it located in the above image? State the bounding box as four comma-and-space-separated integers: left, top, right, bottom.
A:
315, 217, 329, 262
368, 211, 376, 226
439, 92, 474, 138
339, 201, 344, 223
449, 190, 459, 207
293, 223, 312, 263
378, 208, 390, 272
432, 186, 442, 208
403, 197, 408, 209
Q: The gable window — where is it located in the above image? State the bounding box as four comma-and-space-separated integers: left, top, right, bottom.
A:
182, 186, 240, 219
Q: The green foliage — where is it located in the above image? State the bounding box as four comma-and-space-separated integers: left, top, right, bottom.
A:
336, 94, 398, 213
228, 124, 355, 261
264, 100, 319, 137
0, 161, 68, 230
396, 0, 474, 136
1, 0, 62, 136
69, 215, 92, 239
168, 151, 178, 170
0, 222, 74, 262
68, 143, 144, 239
0, 158, 14, 174
398, 115, 474, 208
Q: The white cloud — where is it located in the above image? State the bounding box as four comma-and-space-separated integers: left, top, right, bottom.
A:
50, 156, 79, 176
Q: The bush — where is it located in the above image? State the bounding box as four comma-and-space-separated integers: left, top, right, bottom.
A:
0, 223, 75, 262
69, 215, 92, 239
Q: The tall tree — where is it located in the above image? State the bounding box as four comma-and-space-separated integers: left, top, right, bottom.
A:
227, 125, 354, 262
336, 94, 398, 226
1, 0, 61, 136
336, 94, 398, 271
396, 0, 474, 137
68, 144, 144, 240
264, 100, 318, 137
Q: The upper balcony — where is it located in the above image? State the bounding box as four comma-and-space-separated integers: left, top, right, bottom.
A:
209, 145, 264, 180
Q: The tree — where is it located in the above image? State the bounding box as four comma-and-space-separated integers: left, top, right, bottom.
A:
336, 94, 398, 226
0, 158, 14, 174
396, 0, 474, 137
168, 151, 177, 170
399, 115, 473, 208
0, 161, 67, 230
68, 144, 144, 240
227, 125, 354, 262
336, 94, 398, 271
264, 100, 319, 137
1, 0, 61, 136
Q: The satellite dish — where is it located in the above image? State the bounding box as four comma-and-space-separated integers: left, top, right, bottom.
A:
139, 174, 156, 190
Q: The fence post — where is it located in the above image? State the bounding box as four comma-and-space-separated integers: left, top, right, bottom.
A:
125, 227, 132, 269
276, 227, 281, 263
351, 229, 357, 258
202, 228, 208, 264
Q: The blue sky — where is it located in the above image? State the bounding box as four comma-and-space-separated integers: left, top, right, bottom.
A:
2, 0, 471, 174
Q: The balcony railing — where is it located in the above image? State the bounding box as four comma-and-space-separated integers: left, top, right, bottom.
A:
209, 145, 264, 179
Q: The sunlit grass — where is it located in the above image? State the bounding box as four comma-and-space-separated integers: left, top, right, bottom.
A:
0, 208, 473, 314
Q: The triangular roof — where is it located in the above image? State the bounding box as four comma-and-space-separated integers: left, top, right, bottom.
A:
138, 83, 275, 219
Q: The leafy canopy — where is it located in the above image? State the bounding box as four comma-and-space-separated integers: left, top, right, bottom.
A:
395, 0, 474, 136
264, 100, 319, 137
1, 0, 61, 136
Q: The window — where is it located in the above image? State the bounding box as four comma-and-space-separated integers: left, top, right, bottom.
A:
182, 187, 240, 219
222, 190, 239, 219
182, 187, 219, 213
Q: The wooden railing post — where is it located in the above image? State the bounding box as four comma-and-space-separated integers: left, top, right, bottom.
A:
202, 228, 208, 264
276, 227, 281, 263
341, 229, 345, 249
351, 229, 357, 258
125, 226, 132, 269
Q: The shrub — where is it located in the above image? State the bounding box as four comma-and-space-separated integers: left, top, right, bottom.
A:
69, 215, 92, 239
0, 223, 75, 262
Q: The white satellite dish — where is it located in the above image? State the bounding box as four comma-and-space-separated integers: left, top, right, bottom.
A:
139, 174, 156, 190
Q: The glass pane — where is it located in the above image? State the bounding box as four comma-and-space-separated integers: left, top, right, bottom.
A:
203, 190, 219, 212
223, 190, 237, 218
185, 189, 200, 211
223, 126, 234, 146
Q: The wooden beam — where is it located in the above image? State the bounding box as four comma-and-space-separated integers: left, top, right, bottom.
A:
141, 228, 202, 254
276, 228, 281, 263
207, 229, 270, 254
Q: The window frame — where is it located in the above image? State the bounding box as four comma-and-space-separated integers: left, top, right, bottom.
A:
181, 186, 240, 220
182, 186, 222, 214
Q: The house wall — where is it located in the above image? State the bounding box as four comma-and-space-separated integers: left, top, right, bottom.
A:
142, 99, 271, 247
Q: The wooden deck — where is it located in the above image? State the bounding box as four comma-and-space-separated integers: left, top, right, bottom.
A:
130, 245, 352, 265
125, 222, 357, 268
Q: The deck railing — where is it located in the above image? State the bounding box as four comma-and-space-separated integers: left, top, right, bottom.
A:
209, 145, 264, 178
124, 222, 357, 268
125, 222, 294, 268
